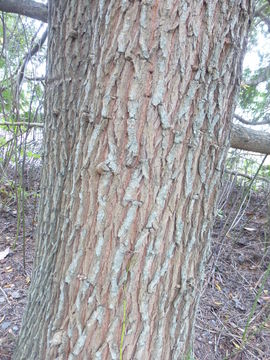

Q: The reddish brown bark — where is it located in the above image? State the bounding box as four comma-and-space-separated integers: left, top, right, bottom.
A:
14, 1, 252, 359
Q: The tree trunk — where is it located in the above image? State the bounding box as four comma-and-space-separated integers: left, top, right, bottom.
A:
14, 1, 252, 359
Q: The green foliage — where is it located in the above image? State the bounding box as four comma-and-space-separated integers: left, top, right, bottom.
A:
0, 135, 6, 146
184, 349, 196, 360
261, 164, 270, 176
229, 1, 270, 187
239, 84, 266, 115
237, 1, 270, 123
26, 150, 41, 160
0, 13, 44, 259
0, 13, 45, 126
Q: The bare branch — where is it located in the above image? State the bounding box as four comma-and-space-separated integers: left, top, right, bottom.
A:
255, 10, 270, 32
234, 114, 270, 126
25, 76, 46, 81
0, 121, 43, 128
225, 170, 270, 183
3, 120, 269, 156
17, 27, 48, 91
231, 124, 270, 155
0, 0, 48, 23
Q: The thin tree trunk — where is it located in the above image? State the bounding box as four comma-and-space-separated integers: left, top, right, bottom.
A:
14, 1, 252, 359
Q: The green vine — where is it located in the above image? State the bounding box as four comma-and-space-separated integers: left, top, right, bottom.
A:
119, 292, 127, 360
119, 256, 136, 360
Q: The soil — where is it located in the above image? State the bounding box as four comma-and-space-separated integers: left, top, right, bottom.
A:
0, 176, 270, 359
194, 183, 270, 360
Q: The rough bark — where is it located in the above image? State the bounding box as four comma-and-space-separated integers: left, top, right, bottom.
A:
231, 124, 270, 154
3, 120, 269, 154
0, 0, 48, 23
14, 1, 252, 359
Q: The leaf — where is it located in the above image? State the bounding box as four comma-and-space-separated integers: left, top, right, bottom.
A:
243, 227, 256, 232
215, 282, 222, 292
241, 83, 250, 89
213, 301, 223, 306
4, 283, 14, 288
0, 247, 10, 260
232, 341, 241, 350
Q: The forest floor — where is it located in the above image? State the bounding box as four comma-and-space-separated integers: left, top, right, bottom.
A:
0, 175, 270, 359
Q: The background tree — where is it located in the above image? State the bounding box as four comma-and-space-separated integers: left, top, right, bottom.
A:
229, 0, 270, 186
0, 10, 46, 262
238, 0, 270, 126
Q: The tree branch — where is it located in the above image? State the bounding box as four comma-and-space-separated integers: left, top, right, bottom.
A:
225, 169, 270, 183
245, 64, 270, 86
17, 27, 48, 91
25, 76, 46, 81
231, 124, 270, 155
2, 121, 269, 154
0, 0, 48, 23
254, 4, 269, 17
255, 10, 270, 32
234, 114, 270, 126
0, 122, 43, 128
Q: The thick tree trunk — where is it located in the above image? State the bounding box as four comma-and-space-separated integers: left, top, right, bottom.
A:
14, 1, 252, 359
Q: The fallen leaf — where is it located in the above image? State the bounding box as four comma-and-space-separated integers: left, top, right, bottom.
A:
0, 315, 5, 324
215, 282, 222, 291
4, 283, 15, 288
0, 247, 10, 260
232, 341, 241, 349
244, 227, 256, 232
213, 301, 223, 306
